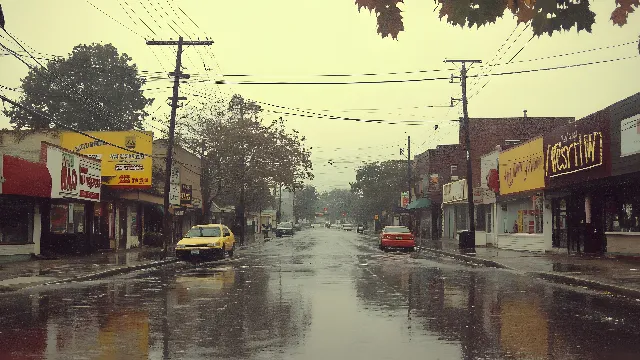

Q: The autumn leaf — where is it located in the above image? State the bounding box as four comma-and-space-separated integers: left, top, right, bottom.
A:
439, 0, 472, 27
611, 0, 639, 26
377, 3, 405, 39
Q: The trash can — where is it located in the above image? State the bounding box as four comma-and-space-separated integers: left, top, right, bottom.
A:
458, 230, 475, 249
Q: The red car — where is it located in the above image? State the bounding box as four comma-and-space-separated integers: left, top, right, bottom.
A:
379, 226, 416, 252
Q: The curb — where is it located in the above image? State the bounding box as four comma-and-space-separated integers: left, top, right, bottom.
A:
1, 258, 179, 293
419, 247, 640, 299
531, 271, 640, 299
418, 248, 516, 270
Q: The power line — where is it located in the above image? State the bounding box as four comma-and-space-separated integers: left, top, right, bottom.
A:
181, 88, 444, 125
83, 0, 146, 39
213, 54, 639, 85
0, 92, 202, 176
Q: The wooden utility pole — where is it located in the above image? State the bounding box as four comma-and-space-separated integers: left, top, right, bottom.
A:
407, 135, 411, 205
147, 36, 213, 254
445, 59, 482, 248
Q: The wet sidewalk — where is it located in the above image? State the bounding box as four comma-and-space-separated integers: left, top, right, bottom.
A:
0, 247, 176, 292
419, 238, 640, 298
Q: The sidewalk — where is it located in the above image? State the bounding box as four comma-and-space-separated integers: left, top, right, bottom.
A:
419, 238, 640, 299
0, 247, 177, 293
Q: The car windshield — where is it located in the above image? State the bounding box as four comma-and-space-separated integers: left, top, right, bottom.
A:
185, 227, 221, 238
279, 222, 293, 228
384, 226, 411, 234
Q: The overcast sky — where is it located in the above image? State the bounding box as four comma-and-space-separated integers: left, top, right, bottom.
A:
0, 1, 638, 191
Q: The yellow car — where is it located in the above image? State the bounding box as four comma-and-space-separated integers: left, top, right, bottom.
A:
175, 224, 236, 261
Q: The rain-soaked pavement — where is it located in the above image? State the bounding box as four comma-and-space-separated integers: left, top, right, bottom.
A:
2, 229, 640, 360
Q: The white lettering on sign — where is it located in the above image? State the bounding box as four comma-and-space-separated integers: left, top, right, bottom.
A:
115, 163, 144, 171
46, 144, 101, 202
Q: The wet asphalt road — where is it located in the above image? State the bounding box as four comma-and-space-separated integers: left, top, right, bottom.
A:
2, 229, 640, 360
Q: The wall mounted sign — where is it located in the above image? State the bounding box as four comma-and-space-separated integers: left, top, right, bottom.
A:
43, 143, 101, 202
499, 137, 545, 195
545, 130, 603, 177
621, 113, 640, 157
543, 112, 610, 185
180, 184, 192, 205
60, 131, 152, 187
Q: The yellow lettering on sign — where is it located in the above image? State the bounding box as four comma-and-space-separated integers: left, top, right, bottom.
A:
546, 131, 602, 177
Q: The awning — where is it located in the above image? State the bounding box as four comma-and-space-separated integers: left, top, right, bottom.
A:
407, 198, 431, 210
1, 155, 51, 198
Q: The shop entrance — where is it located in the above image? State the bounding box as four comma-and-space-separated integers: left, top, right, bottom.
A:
118, 204, 127, 249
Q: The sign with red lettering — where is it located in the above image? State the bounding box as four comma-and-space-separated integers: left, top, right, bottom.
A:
45, 143, 101, 202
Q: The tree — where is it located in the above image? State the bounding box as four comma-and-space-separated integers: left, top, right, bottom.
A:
177, 94, 314, 239
318, 188, 360, 223
294, 185, 319, 222
354, 0, 639, 44
350, 160, 416, 224
4, 43, 153, 131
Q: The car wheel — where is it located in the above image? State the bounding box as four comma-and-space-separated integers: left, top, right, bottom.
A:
228, 244, 235, 258
379, 244, 384, 251
409, 247, 416, 252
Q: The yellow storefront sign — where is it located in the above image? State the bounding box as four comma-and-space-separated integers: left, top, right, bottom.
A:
60, 131, 153, 187
499, 137, 545, 195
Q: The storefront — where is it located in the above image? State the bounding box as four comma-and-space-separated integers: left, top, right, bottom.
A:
474, 150, 500, 246
41, 142, 102, 255
496, 137, 550, 252
59, 131, 153, 250
602, 92, 640, 255
442, 179, 468, 240
0, 154, 52, 261
544, 110, 611, 254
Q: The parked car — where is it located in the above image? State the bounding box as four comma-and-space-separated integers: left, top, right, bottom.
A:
356, 224, 365, 234
330, 223, 342, 229
379, 226, 415, 252
275, 222, 295, 237
175, 224, 236, 261
294, 223, 303, 231
342, 223, 354, 231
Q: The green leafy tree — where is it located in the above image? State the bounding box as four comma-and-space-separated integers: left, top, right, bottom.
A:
318, 189, 356, 223
4, 43, 153, 131
354, 0, 639, 44
350, 160, 416, 224
294, 185, 320, 222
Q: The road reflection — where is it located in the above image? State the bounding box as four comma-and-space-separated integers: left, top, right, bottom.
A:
354, 256, 640, 360
0, 259, 312, 360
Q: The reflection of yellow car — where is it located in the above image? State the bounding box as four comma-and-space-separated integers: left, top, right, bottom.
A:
175, 224, 236, 261
175, 267, 236, 294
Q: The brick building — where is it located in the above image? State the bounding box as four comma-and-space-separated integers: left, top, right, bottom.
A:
412, 144, 465, 240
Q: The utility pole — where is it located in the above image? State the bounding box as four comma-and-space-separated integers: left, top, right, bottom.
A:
445, 59, 482, 249
147, 36, 213, 254
407, 135, 411, 204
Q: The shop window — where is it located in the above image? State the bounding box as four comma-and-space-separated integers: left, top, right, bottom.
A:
0, 205, 31, 244
476, 205, 487, 230
50, 204, 68, 234
606, 193, 640, 232
50, 203, 86, 234
502, 199, 543, 234
487, 208, 492, 233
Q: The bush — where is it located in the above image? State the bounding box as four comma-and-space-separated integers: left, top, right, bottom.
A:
143, 232, 164, 247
